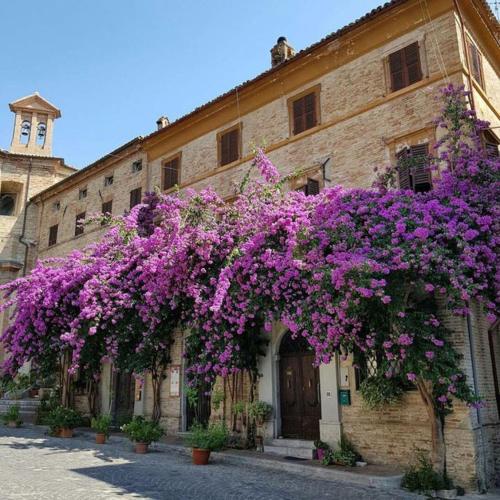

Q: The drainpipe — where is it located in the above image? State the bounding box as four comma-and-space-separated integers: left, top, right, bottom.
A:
466, 311, 487, 492
19, 158, 33, 276
453, 0, 476, 110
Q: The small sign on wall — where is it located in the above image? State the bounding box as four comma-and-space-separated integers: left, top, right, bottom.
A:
170, 366, 180, 397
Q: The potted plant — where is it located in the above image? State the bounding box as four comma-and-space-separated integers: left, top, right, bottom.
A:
121, 416, 163, 453
313, 440, 330, 461
186, 422, 229, 465
47, 405, 81, 438
2, 404, 22, 428
91, 415, 112, 444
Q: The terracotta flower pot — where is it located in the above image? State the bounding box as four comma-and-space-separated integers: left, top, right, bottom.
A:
192, 448, 211, 465
59, 428, 74, 438
95, 433, 106, 444
7, 421, 19, 428
135, 442, 149, 454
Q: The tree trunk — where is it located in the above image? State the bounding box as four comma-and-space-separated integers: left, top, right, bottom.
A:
151, 367, 163, 424
87, 378, 99, 417
60, 351, 73, 408
416, 378, 446, 475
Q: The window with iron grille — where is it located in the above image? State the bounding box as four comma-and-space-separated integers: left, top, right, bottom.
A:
129, 187, 142, 209
396, 143, 432, 193
78, 187, 88, 200
48, 224, 58, 247
104, 175, 114, 187
291, 91, 318, 135
296, 178, 320, 195
163, 156, 180, 190
219, 127, 240, 166
131, 160, 143, 173
75, 212, 86, 236
388, 42, 422, 92
467, 38, 484, 89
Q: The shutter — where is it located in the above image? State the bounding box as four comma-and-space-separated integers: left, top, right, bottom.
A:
75, 212, 86, 236
220, 133, 230, 166
304, 93, 317, 130
409, 143, 432, 191
485, 141, 499, 158
163, 158, 179, 190
48, 225, 58, 246
229, 129, 239, 163
396, 148, 411, 189
130, 188, 142, 209
389, 49, 405, 91
405, 42, 422, 85
293, 98, 305, 134
468, 41, 483, 86
305, 178, 320, 196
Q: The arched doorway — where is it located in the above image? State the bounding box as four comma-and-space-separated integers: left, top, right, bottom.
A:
279, 331, 321, 440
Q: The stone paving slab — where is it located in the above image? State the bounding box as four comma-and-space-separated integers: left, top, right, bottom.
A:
0, 425, 421, 500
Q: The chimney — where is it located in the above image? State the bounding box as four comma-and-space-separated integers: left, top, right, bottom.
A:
270, 36, 296, 67
156, 116, 169, 130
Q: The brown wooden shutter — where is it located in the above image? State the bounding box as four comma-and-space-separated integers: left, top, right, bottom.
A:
484, 132, 499, 158
405, 42, 422, 85
220, 128, 239, 166
306, 178, 320, 195
389, 49, 405, 91
163, 157, 179, 190
304, 93, 317, 130
409, 143, 431, 192
293, 98, 305, 134
468, 40, 484, 87
48, 224, 58, 246
396, 148, 411, 189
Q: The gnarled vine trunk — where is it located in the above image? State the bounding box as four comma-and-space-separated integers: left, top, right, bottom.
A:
416, 377, 446, 475
151, 364, 165, 424
60, 351, 73, 408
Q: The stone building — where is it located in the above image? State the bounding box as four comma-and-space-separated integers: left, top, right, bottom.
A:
0, 93, 75, 362
3, 0, 500, 490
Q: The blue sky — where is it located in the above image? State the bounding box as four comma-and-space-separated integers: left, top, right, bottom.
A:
0, 0, 385, 168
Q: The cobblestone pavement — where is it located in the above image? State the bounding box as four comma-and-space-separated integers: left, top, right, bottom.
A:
0, 426, 420, 500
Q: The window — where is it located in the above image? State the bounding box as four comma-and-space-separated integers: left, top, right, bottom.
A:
218, 126, 240, 166
484, 131, 499, 159
20, 120, 31, 144
78, 187, 88, 200
162, 155, 180, 191
102, 200, 113, 215
101, 200, 113, 225
75, 212, 86, 236
36, 123, 46, 146
290, 89, 319, 135
104, 175, 114, 187
388, 42, 422, 92
52, 201, 61, 212
0, 194, 16, 216
467, 38, 484, 89
396, 143, 432, 193
296, 178, 320, 196
48, 224, 58, 247
132, 160, 143, 173
130, 187, 142, 209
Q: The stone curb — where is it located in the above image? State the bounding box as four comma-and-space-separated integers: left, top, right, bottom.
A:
74, 428, 404, 490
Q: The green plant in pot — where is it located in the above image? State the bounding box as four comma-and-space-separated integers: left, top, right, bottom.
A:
47, 406, 82, 438
91, 415, 112, 444
186, 422, 229, 465
121, 416, 164, 454
2, 404, 22, 428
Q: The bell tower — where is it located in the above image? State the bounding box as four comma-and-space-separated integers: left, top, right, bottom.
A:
9, 92, 61, 156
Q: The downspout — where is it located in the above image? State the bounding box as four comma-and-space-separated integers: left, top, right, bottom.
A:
453, 0, 476, 110
19, 158, 33, 276
466, 311, 487, 492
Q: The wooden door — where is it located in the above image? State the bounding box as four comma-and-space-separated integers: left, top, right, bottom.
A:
112, 371, 135, 426
279, 333, 321, 440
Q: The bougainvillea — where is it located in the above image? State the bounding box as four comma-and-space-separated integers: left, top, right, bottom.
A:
0, 85, 498, 470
